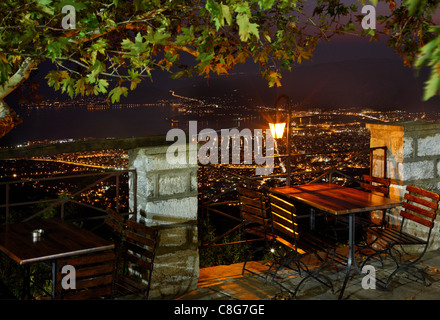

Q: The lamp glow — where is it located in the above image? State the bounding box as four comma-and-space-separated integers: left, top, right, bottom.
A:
269, 122, 286, 139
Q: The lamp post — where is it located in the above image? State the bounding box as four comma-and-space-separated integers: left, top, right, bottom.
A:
269, 94, 292, 187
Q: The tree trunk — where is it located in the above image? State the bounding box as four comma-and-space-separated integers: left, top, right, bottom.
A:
0, 57, 35, 139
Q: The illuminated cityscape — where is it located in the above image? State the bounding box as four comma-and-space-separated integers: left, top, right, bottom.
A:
1, 94, 438, 213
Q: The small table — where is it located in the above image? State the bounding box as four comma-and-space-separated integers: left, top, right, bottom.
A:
0, 218, 114, 299
271, 183, 402, 299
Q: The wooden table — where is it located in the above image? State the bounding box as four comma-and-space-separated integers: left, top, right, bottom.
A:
271, 183, 402, 299
0, 218, 114, 299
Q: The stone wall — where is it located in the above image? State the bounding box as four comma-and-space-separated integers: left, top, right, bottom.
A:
366, 121, 440, 251
128, 143, 199, 299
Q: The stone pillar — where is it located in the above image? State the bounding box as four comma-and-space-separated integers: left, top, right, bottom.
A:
366, 121, 440, 251
128, 143, 199, 299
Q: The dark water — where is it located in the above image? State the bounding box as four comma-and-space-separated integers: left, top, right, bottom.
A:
0, 105, 269, 147
0, 103, 368, 147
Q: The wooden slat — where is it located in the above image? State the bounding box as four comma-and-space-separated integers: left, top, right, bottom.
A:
238, 187, 263, 199
368, 226, 426, 245
57, 263, 114, 282
361, 183, 388, 196
407, 185, 440, 201
404, 193, 438, 211
124, 241, 154, 260
242, 212, 265, 225
60, 251, 115, 267
362, 175, 390, 186
241, 195, 262, 208
401, 210, 434, 228
272, 221, 296, 238
271, 210, 297, 230
104, 216, 123, 233
269, 195, 296, 214
403, 202, 436, 219
241, 203, 264, 217
125, 230, 155, 248
122, 251, 152, 270
126, 220, 157, 238
74, 274, 113, 290
106, 207, 125, 223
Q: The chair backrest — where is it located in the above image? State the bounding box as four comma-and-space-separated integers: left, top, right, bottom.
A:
57, 250, 116, 300
119, 219, 158, 298
269, 194, 298, 245
400, 185, 439, 231
361, 175, 390, 196
238, 187, 268, 226
105, 207, 125, 234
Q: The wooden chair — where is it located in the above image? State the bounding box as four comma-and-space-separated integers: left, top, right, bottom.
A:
267, 194, 335, 298
363, 185, 439, 288
114, 219, 158, 300
104, 208, 126, 235
56, 250, 117, 300
358, 175, 391, 227
238, 187, 271, 277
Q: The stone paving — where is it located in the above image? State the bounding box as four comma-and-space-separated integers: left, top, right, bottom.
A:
177, 249, 440, 300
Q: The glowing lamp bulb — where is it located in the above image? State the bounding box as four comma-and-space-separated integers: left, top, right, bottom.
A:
269, 122, 286, 139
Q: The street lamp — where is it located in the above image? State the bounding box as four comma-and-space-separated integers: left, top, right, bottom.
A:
269, 94, 292, 186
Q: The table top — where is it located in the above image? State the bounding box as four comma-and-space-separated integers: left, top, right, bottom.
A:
271, 183, 402, 215
0, 218, 114, 265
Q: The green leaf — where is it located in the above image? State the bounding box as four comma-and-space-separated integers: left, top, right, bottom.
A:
74, 78, 87, 96
236, 14, 259, 42
415, 39, 438, 69
128, 69, 141, 90
221, 4, 233, 26
344, 22, 356, 32
175, 26, 195, 45
47, 41, 63, 61
97, 79, 109, 94
109, 86, 128, 103
87, 60, 106, 83
36, 0, 54, 15
404, 0, 422, 15
257, 0, 275, 10
423, 71, 440, 101
206, 0, 222, 29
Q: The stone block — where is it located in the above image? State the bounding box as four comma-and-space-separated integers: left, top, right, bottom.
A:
400, 160, 434, 181
403, 136, 414, 159
158, 174, 188, 196
417, 134, 440, 157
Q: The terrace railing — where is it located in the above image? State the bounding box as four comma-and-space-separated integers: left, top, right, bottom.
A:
0, 169, 137, 224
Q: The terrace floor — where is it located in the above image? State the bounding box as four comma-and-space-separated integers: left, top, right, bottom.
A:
176, 248, 440, 300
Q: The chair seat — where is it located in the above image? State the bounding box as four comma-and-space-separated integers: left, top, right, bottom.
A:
367, 226, 427, 247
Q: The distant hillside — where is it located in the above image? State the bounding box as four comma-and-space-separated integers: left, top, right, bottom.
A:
7, 58, 440, 113
172, 58, 440, 113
